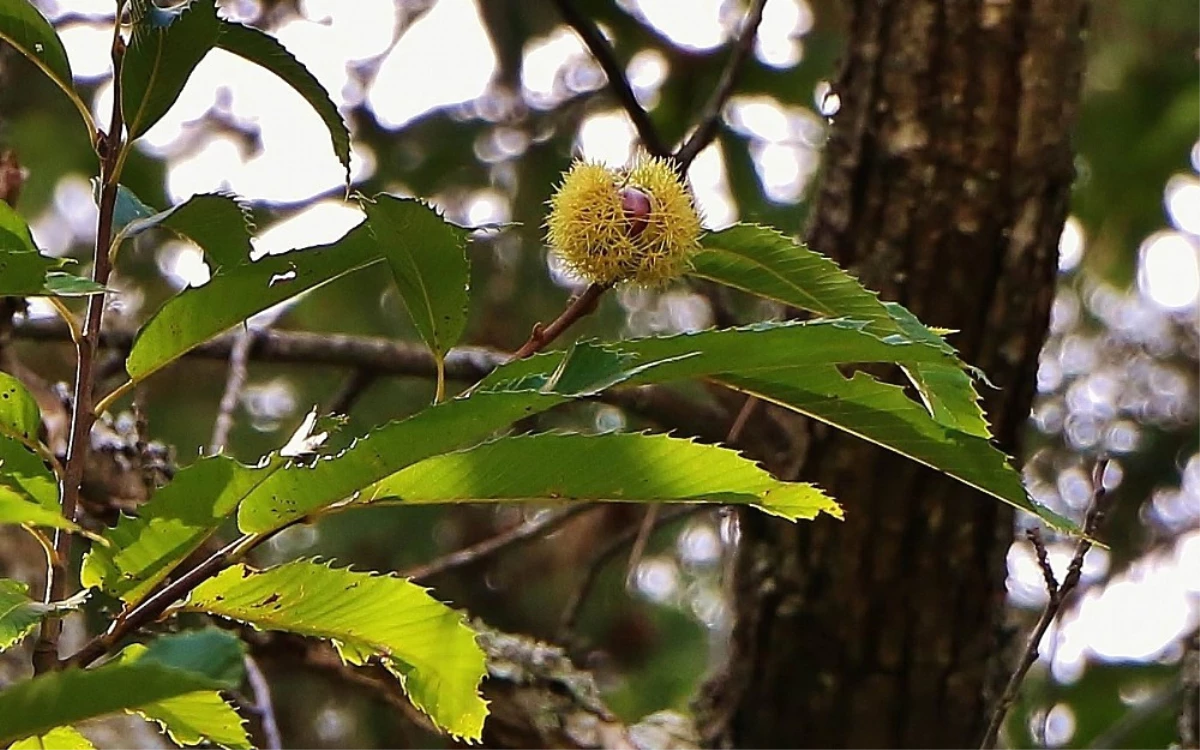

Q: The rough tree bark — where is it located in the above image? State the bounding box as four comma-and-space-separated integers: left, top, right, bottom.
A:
699, 1, 1087, 747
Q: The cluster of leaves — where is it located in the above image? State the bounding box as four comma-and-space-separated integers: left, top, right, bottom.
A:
0, 0, 1071, 746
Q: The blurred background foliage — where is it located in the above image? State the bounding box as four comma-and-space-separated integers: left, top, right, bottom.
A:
1, 0, 1196, 747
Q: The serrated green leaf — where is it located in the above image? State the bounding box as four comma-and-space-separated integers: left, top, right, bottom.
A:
881, 302, 990, 436
719, 368, 1072, 529
215, 20, 351, 181
0, 490, 77, 531
0, 248, 57, 295
0, 579, 40, 652
0, 581, 87, 654
39, 272, 108, 297
0, 434, 58, 512
0, 371, 40, 444
692, 225, 893, 323
366, 432, 840, 521
237, 390, 565, 534
0, 251, 103, 298
363, 195, 470, 359
478, 324, 1074, 532
0, 204, 103, 297
184, 561, 487, 740
133, 692, 251, 750
126, 221, 380, 382
116, 634, 251, 750
479, 319, 960, 392
237, 342, 686, 534
0, 201, 38, 252
134, 629, 246, 691
121, 0, 221, 139
110, 183, 159, 231
0, 0, 92, 131
117, 192, 253, 271
692, 225, 990, 437
10, 725, 95, 750
0, 632, 237, 744
0, 202, 57, 296
82, 455, 277, 605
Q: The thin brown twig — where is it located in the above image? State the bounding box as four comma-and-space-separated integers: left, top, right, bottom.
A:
1180, 627, 1199, 750
64, 533, 249, 669
12, 318, 503, 381
623, 505, 659, 590
551, 0, 669, 159
558, 505, 702, 639
624, 394, 759, 587
325, 368, 379, 416
1025, 527, 1059, 601
979, 458, 1114, 749
12, 318, 744, 449
241, 654, 282, 750
209, 326, 256, 454
32, 28, 126, 675
674, 0, 769, 169
511, 283, 608, 361
401, 504, 596, 582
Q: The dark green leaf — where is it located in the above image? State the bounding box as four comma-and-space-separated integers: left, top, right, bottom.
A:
0, 0, 91, 129
366, 432, 840, 521
137, 629, 246, 691
114, 632, 249, 749
0, 203, 104, 297
185, 561, 487, 740
215, 20, 351, 180
0, 202, 56, 295
692, 225, 989, 436
479, 319, 961, 392
0, 248, 58, 295
81, 455, 277, 605
0, 632, 237, 744
126, 222, 380, 382
0, 201, 37, 253
110, 183, 159, 231
39, 272, 109, 297
121, 0, 221, 139
118, 192, 254, 271
236, 390, 565, 534
237, 340, 684, 534
718, 367, 1068, 526
0, 434, 59, 513
477, 324, 1073, 531
363, 195, 470, 359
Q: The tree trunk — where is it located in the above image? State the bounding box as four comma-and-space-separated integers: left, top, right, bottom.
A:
699, 1, 1087, 747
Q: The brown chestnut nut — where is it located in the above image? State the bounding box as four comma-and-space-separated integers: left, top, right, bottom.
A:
619, 186, 652, 238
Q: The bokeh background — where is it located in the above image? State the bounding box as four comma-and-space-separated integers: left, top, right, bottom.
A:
1, 1, 1197, 747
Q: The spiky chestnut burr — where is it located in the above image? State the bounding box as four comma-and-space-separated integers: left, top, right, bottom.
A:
545, 154, 702, 287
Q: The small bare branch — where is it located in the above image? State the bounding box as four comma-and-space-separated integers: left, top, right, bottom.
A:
241, 654, 282, 750
674, 0, 769, 169
209, 327, 256, 454
511, 283, 608, 361
551, 0, 669, 158
1181, 627, 1199, 749
979, 457, 1114, 749
33, 26, 128, 674
401, 504, 596, 582
558, 505, 702, 639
